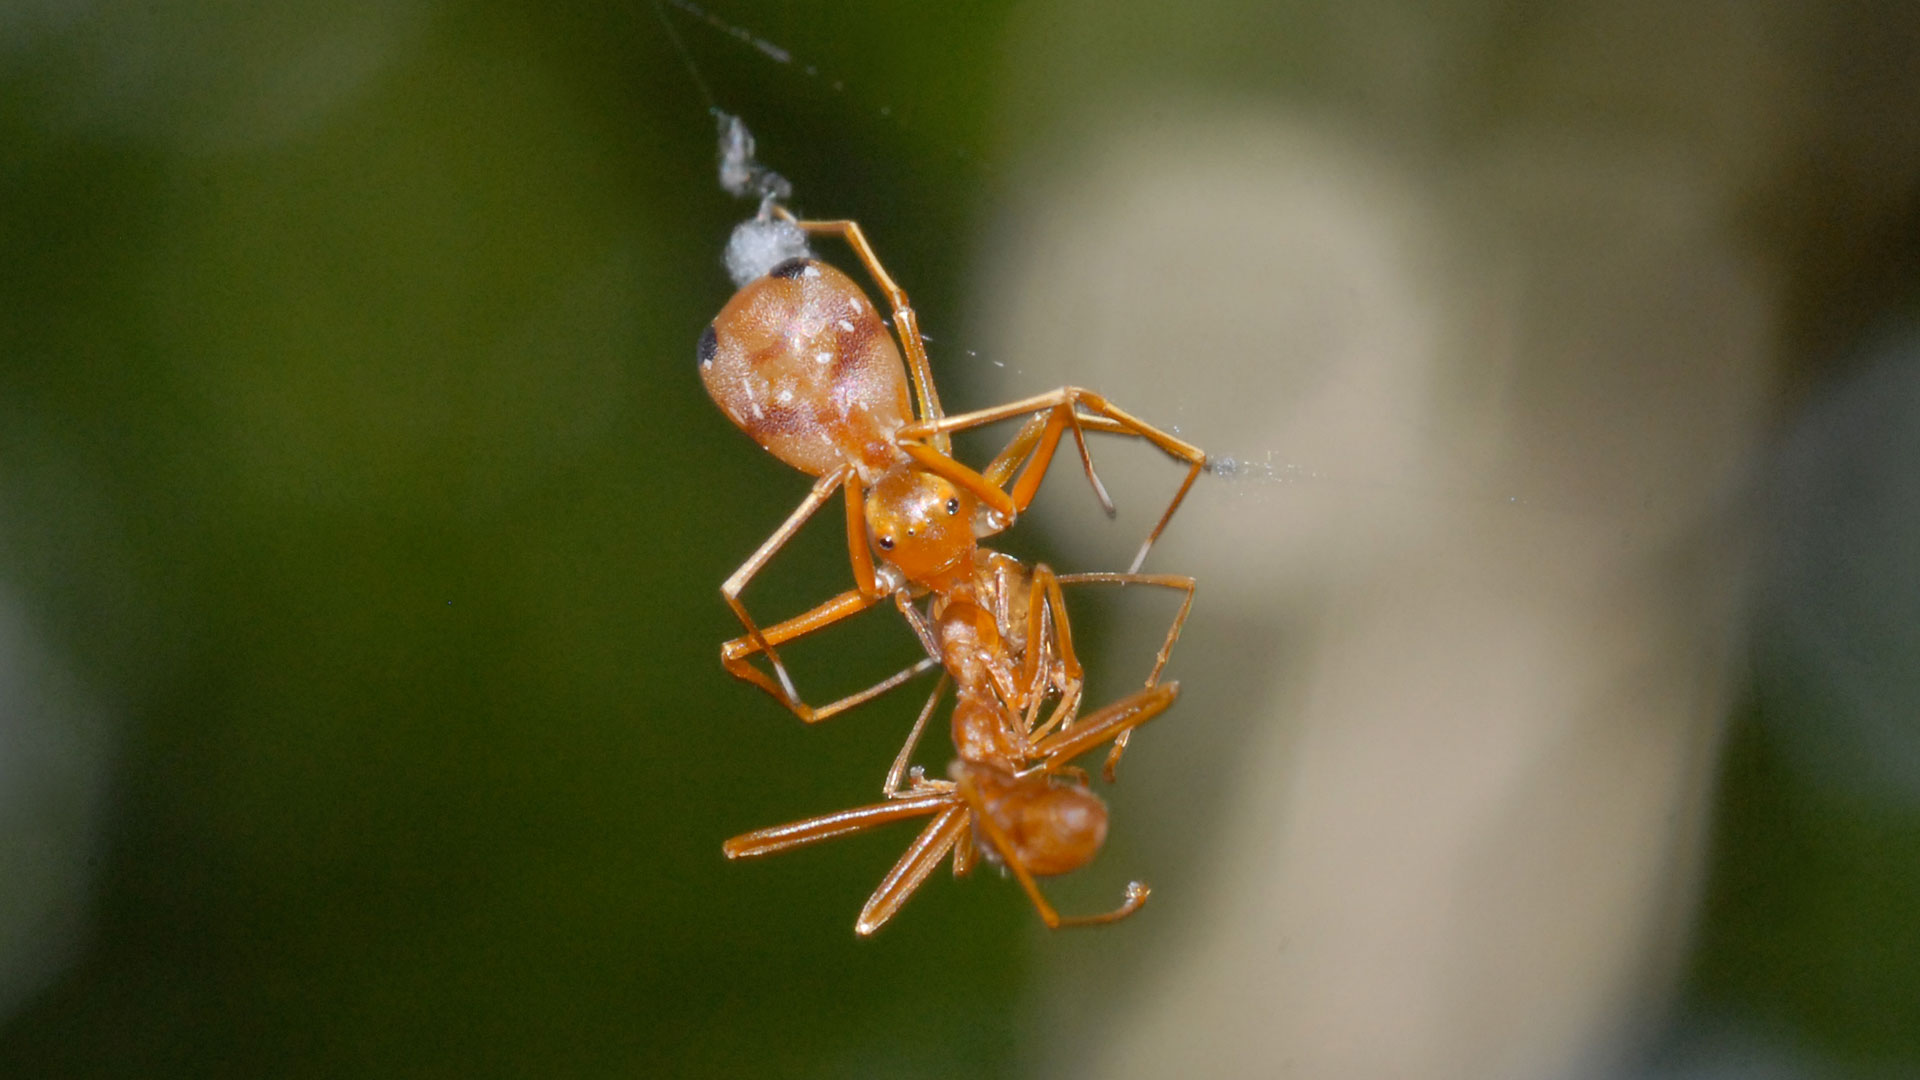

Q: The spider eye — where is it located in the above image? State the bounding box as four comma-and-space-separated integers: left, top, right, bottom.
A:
946, 497, 960, 515
697, 324, 718, 368
877, 536, 895, 550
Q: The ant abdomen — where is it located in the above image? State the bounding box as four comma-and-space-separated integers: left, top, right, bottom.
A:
700, 258, 912, 476
960, 763, 1110, 877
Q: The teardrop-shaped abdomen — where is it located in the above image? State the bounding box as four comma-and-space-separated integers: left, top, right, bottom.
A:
699, 258, 912, 477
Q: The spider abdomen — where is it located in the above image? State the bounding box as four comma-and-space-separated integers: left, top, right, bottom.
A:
699, 258, 912, 476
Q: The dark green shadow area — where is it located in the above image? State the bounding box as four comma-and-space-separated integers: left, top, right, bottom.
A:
0, 2, 1034, 1076
1675, 693, 1920, 1074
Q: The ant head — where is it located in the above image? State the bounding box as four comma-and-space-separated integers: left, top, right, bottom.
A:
864, 469, 977, 586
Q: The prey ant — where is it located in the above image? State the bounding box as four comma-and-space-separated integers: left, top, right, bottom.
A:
724, 541, 1185, 935
701, 212, 1206, 931
699, 210, 1207, 739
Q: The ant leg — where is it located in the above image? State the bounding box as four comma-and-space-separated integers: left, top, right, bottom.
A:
1052, 764, 1096, 788
785, 216, 950, 456
1003, 562, 1087, 745
856, 803, 971, 936
1057, 571, 1196, 779
883, 674, 952, 797
1057, 573, 1195, 687
730, 795, 967, 935
1024, 565, 1084, 691
724, 791, 954, 860
954, 773, 1150, 930
1028, 678, 1083, 744
822, 657, 939, 724
951, 821, 977, 877
722, 467, 853, 707
1006, 563, 1096, 749
1058, 882, 1152, 929
1031, 682, 1181, 771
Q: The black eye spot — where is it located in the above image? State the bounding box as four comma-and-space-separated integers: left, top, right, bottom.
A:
768, 258, 810, 280
945, 497, 960, 516
877, 536, 894, 550
697, 324, 718, 368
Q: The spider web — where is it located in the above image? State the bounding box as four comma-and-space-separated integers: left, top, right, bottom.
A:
648, 0, 1563, 517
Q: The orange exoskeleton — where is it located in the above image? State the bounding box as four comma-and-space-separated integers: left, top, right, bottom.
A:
701, 213, 1206, 731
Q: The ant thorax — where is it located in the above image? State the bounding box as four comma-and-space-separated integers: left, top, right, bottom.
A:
949, 692, 1021, 765
972, 551, 1033, 659
933, 600, 1019, 704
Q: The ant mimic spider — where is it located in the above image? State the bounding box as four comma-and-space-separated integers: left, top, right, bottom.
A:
699, 211, 1206, 730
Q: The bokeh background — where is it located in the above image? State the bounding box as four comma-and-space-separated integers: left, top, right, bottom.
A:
3, 1, 1919, 1077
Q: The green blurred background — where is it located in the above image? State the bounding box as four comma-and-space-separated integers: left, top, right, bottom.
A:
0, 2, 1033, 1074
1, 1, 1918, 1077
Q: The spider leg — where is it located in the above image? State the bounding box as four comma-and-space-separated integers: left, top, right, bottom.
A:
720, 467, 850, 707
1004, 403, 1116, 517
722, 469, 921, 721
898, 441, 1016, 522
721, 591, 936, 722
900, 387, 1207, 571
843, 473, 879, 596
785, 215, 951, 456
981, 413, 1051, 489
1056, 571, 1196, 779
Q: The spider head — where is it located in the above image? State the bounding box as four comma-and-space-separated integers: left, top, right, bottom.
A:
865, 468, 977, 587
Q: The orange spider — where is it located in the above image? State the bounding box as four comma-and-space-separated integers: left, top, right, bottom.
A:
699, 211, 1206, 729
